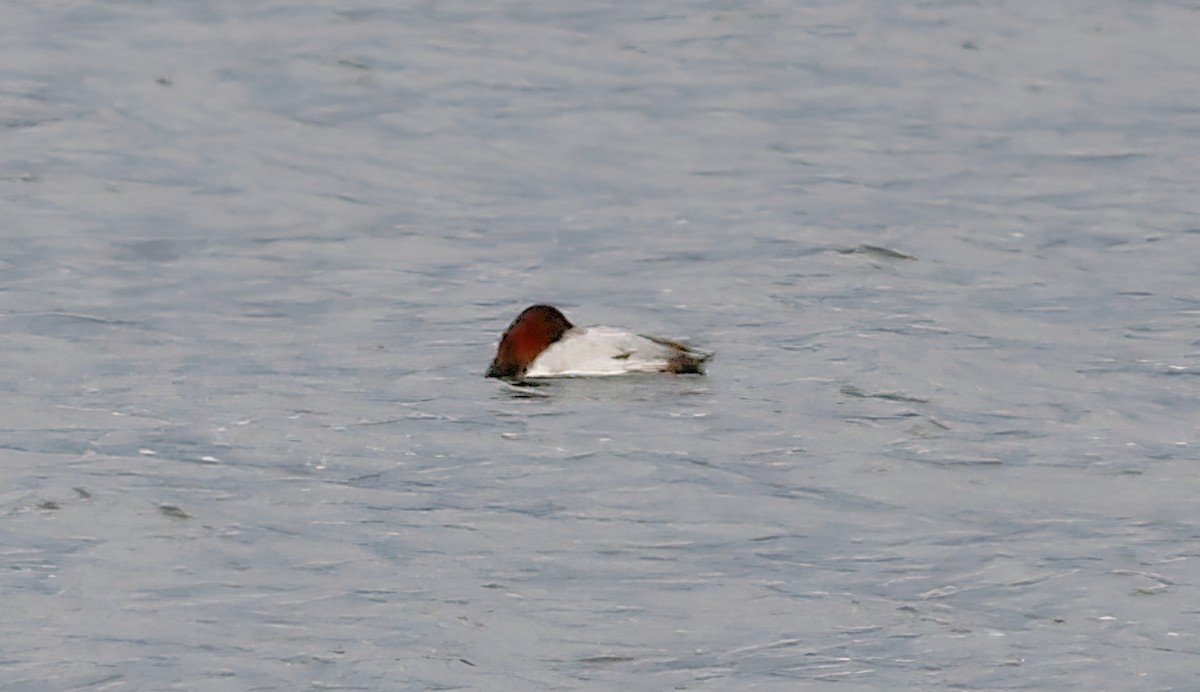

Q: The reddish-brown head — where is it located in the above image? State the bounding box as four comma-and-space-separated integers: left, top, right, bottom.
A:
486, 305, 575, 378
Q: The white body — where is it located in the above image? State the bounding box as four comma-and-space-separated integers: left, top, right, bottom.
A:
524, 326, 687, 377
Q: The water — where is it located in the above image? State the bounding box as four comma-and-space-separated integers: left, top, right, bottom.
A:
3, 1, 1199, 689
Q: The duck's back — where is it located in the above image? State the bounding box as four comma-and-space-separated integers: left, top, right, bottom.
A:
524, 326, 697, 377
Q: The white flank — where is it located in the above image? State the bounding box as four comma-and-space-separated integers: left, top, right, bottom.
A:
523, 327, 686, 377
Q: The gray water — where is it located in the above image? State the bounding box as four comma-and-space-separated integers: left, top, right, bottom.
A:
3, 1, 1200, 690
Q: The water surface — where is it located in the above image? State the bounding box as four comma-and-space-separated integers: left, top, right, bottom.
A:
3, 1, 1199, 689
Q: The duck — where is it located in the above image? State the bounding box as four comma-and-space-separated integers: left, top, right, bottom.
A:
485, 305, 709, 379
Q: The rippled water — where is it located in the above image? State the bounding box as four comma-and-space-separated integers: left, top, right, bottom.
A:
3, 1, 1200, 690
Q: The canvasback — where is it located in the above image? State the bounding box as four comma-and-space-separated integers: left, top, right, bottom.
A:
485, 305, 709, 379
